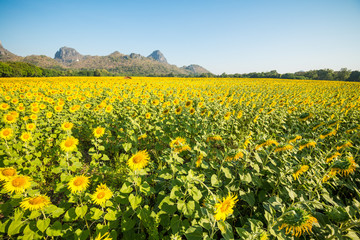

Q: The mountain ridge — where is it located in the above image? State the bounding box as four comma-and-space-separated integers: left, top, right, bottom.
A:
0, 42, 211, 75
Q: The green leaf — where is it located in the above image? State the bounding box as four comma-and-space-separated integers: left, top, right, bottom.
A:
64, 207, 78, 222
221, 167, 232, 178
240, 190, 255, 206
51, 207, 65, 218
75, 228, 90, 240
121, 216, 136, 232
189, 187, 202, 202
8, 219, 24, 236
217, 221, 234, 240
101, 154, 110, 161
37, 218, 50, 232
29, 210, 41, 219
184, 225, 203, 240
91, 208, 103, 220
211, 174, 221, 187
104, 209, 117, 221
75, 205, 88, 218
129, 194, 142, 210
123, 143, 132, 152
46, 221, 62, 237
177, 200, 195, 217
120, 182, 133, 194
159, 196, 177, 215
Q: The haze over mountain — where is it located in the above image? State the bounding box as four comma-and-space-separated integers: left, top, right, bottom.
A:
0, 43, 211, 76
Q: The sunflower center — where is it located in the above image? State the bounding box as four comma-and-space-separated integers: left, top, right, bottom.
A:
73, 178, 84, 186
12, 177, 26, 187
65, 139, 74, 147
3, 129, 10, 136
64, 123, 71, 128
2, 169, 16, 176
6, 115, 14, 121
29, 196, 45, 205
132, 155, 143, 164
96, 129, 102, 134
97, 192, 106, 199
220, 200, 231, 212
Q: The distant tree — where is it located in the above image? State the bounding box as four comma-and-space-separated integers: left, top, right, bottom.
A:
335, 68, 351, 81
348, 71, 360, 82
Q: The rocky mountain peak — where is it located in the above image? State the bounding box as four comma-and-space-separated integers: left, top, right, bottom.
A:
147, 50, 168, 64
54, 47, 83, 63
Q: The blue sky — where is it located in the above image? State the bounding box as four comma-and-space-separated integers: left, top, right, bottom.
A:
1, 0, 359, 74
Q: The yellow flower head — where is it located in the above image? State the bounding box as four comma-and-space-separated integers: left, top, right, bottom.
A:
175, 106, 183, 115
196, 154, 203, 167
214, 193, 238, 221
20, 132, 32, 142
61, 122, 74, 131
128, 150, 150, 171
95, 232, 112, 240
68, 175, 90, 193
224, 112, 231, 120
3, 175, 32, 194
145, 112, 151, 119
0, 128, 13, 140
331, 156, 357, 176
21, 195, 51, 211
293, 165, 309, 180
3, 113, 17, 124
138, 133, 147, 140
26, 123, 36, 131
206, 135, 222, 143
0, 103, 10, 111
91, 183, 113, 206
60, 137, 79, 152
189, 108, 196, 115
93, 127, 105, 138
274, 144, 294, 153
0, 167, 17, 181
170, 137, 191, 153
279, 208, 318, 237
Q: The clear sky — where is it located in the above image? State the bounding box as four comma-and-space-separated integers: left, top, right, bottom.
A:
1, 0, 360, 74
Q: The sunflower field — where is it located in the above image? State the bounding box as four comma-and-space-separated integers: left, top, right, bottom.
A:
0, 77, 360, 240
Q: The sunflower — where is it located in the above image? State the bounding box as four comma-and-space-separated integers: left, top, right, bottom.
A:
214, 193, 238, 221
138, 133, 147, 140
326, 152, 341, 163
3, 113, 17, 124
26, 123, 36, 131
91, 183, 113, 206
60, 137, 79, 152
274, 144, 294, 153
84, 104, 91, 109
170, 137, 191, 153
336, 141, 352, 151
206, 135, 222, 142
0, 167, 17, 181
0, 128, 13, 140
225, 150, 244, 161
20, 132, 32, 142
196, 154, 203, 167
61, 122, 74, 131
293, 165, 309, 180
105, 105, 113, 113
68, 175, 90, 193
29, 114, 37, 121
0, 103, 10, 111
255, 139, 279, 150
288, 135, 302, 144
189, 108, 195, 115
175, 106, 182, 115
54, 106, 63, 112
319, 128, 336, 139
299, 141, 316, 151
331, 156, 357, 176
20, 195, 51, 211
93, 127, 105, 138
46, 112, 53, 118
298, 113, 313, 121
127, 150, 150, 171
278, 208, 318, 237
94, 232, 112, 240
3, 175, 32, 194
145, 113, 151, 119
224, 112, 231, 120
185, 100, 192, 108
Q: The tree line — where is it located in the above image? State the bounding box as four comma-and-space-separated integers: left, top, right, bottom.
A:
0, 61, 359, 81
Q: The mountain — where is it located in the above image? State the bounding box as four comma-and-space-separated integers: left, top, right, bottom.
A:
54, 47, 83, 63
181, 64, 211, 74
0, 42, 211, 76
147, 50, 168, 64
0, 41, 22, 62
